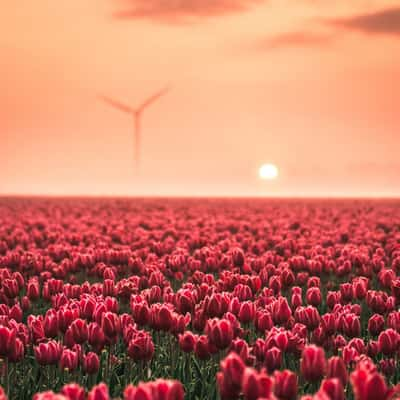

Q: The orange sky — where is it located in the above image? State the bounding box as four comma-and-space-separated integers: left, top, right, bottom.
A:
1, 0, 399, 197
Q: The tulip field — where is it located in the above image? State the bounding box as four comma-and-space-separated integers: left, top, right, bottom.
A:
1, 197, 400, 400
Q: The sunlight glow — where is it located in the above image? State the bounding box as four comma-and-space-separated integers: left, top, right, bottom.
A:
259, 163, 279, 180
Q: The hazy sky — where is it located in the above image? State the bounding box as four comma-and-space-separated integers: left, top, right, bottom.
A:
1, 1, 399, 197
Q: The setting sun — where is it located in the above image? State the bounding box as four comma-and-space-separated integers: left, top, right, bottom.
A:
259, 163, 279, 180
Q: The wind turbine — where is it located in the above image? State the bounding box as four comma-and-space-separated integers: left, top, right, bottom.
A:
99, 86, 169, 168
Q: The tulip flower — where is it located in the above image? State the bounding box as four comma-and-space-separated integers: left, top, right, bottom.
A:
241, 367, 274, 400
274, 370, 298, 400
301, 345, 326, 383
206, 318, 234, 350
83, 352, 100, 375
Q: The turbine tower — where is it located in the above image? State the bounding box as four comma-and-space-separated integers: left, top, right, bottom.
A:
99, 86, 169, 168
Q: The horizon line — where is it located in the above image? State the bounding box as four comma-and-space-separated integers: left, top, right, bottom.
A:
1, 193, 400, 201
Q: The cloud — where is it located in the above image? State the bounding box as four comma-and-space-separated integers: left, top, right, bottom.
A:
112, 0, 265, 23
329, 7, 400, 35
256, 31, 334, 49
253, 6, 400, 52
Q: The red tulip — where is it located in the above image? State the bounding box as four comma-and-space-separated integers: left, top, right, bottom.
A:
291, 292, 303, 310
194, 335, 211, 360
101, 312, 121, 340
127, 331, 154, 362
321, 313, 337, 336
124, 384, 152, 400
58, 307, 79, 334
264, 346, 282, 373
217, 352, 245, 400
178, 331, 197, 353
241, 367, 274, 400
301, 345, 326, 383
238, 301, 256, 324
255, 310, 273, 333
274, 370, 298, 400
295, 306, 320, 331
175, 290, 196, 314
150, 379, 185, 400
368, 314, 385, 336
327, 356, 348, 386
378, 329, 399, 356
0, 386, 7, 400
8, 337, 24, 363
206, 318, 234, 350
3, 279, 20, 299
60, 384, 85, 400
88, 322, 106, 351
232, 248, 245, 267
9, 304, 23, 323
59, 349, 79, 372
387, 311, 400, 332
28, 316, 45, 343
271, 297, 292, 325
88, 383, 109, 400
379, 359, 396, 377
318, 378, 344, 400
351, 361, 392, 400
83, 352, 100, 375
342, 314, 361, 338
34, 340, 62, 365
33, 391, 67, 400
353, 278, 368, 300
0, 326, 16, 357
306, 287, 322, 307
43, 310, 59, 338
150, 304, 174, 332
80, 296, 96, 320
69, 319, 88, 344
102, 280, 115, 297
326, 292, 340, 310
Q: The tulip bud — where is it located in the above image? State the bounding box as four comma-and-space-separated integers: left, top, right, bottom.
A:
379, 359, 396, 377
69, 319, 88, 344
242, 367, 273, 400
0, 386, 7, 400
194, 335, 211, 360
61, 384, 85, 400
88, 322, 105, 352
88, 383, 109, 400
59, 349, 79, 372
217, 352, 245, 400
271, 297, 292, 325
34, 340, 62, 365
9, 304, 23, 323
232, 248, 245, 267
255, 310, 273, 333
378, 329, 399, 356
274, 370, 298, 400
101, 312, 120, 340
83, 352, 100, 375
206, 318, 234, 350
0, 326, 16, 357
127, 331, 154, 362
264, 346, 282, 373
368, 314, 385, 336
301, 345, 326, 383
178, 331, 197, 353
351, 362, 391, 400
238, 301, 256, 324
319, 378, 344, 400
306, 287, 322, 307
327, 356, 348, 386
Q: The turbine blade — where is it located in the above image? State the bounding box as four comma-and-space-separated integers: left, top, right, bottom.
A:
98, 95, 133, 113
136, 86, 170, 112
